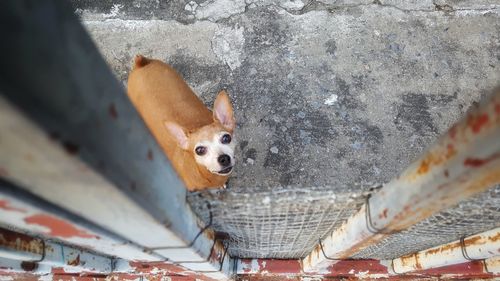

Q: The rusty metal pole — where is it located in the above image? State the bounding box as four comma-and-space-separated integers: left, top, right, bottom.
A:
0, 1, 231, 279
303, 89, 500, 272
392, 227, 500, 273
485, 256, 500, 274
0, 228, 114, 274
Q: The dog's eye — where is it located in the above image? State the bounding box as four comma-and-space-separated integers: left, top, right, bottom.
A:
195, 146, 207, 156
221, 134, 232, 144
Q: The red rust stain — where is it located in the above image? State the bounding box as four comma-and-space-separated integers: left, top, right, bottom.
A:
414, 253, 422, 270
468, 113, 490, 134
495, 103, 500, 115
257, 259, 301, 274
416, 144, 456, 176
464, 153, 500, 167
129, 261, 185, 275
378, 208, 388, 219
424, 236, 488, 255
108, 103, 118, 119
67, 254, 81, 266
24, 214, 98, 239
443, 169, 449, 178
425, 241, 461, 255
0, 228, 44, 255
417, 260, 485, 276
0, 200, 27, 213
417, 158, 431, 175
147, 149, 154, 161
109, 273, 141, 281
464, 235, 483, 246
488, 232, 500, 242
326, 259, 388, 276
129, 261, 219, 281
464, 158, 488, 167
399, 253, 414, 267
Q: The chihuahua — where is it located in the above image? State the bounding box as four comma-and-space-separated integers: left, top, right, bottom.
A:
127, 55, 236, 191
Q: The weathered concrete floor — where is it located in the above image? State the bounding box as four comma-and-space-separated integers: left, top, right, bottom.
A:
74, 1, 500, 193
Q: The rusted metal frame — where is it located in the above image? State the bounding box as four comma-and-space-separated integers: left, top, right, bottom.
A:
0, 1, 231, 278
0, 186, 230, 280
0, 179, 162, 261
0, 227, 45, 262
485, 256, 500, 274
236, 258, 500, 279
303, 89, 500, 272
391, 227, 500, 273
0, 228, 114, 274
0, 98, 231, 279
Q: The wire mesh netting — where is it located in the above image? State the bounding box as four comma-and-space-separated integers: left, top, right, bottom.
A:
352, 184, 500, 259
187, 186, 367, 259
188, 184, 499, 260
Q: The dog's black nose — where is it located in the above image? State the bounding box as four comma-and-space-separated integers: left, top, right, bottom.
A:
218, 154, 231, 167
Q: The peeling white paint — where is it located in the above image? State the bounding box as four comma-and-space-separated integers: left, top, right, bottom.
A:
251, 259, 259, 271
355, 270, 370, 277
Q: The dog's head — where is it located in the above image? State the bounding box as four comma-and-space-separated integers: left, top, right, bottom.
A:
165, 90, 236, 176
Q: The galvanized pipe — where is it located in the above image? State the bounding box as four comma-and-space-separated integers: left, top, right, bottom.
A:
303, 89, 500, 272
392, 227, 500, 273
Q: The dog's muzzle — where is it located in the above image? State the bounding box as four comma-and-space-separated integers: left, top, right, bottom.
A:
218, 166, 233, 174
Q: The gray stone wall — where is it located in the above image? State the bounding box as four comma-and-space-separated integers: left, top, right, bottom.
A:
73, 0, 500, 191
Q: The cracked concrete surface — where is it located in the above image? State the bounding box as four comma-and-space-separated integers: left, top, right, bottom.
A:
72, 0, 500, 194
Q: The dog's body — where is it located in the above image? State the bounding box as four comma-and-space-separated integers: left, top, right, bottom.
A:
127, 55, 235, 191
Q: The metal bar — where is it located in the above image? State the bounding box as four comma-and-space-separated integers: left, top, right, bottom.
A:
485, 256, 500, 274
0, 228, 44, 262
392, 227, 500, 273
0, 228, 113, 274
0, 0, 230, 278
0, 180, 162, 261
303, 88, 500, 272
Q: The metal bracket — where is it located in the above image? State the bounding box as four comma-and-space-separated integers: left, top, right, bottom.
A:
459, 235, 492, 274
364, 194, 399, 235
194, 244, 229, 273
318, 239, 341, 261
148, 201, 213, 251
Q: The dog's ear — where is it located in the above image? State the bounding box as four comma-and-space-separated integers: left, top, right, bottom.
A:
213, 90, 235, 131
165, 122, 189, 150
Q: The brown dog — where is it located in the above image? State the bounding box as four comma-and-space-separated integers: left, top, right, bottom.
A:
127, 55, 236, 191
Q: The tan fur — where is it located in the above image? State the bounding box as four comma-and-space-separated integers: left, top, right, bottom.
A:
127, 55, 234, 191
